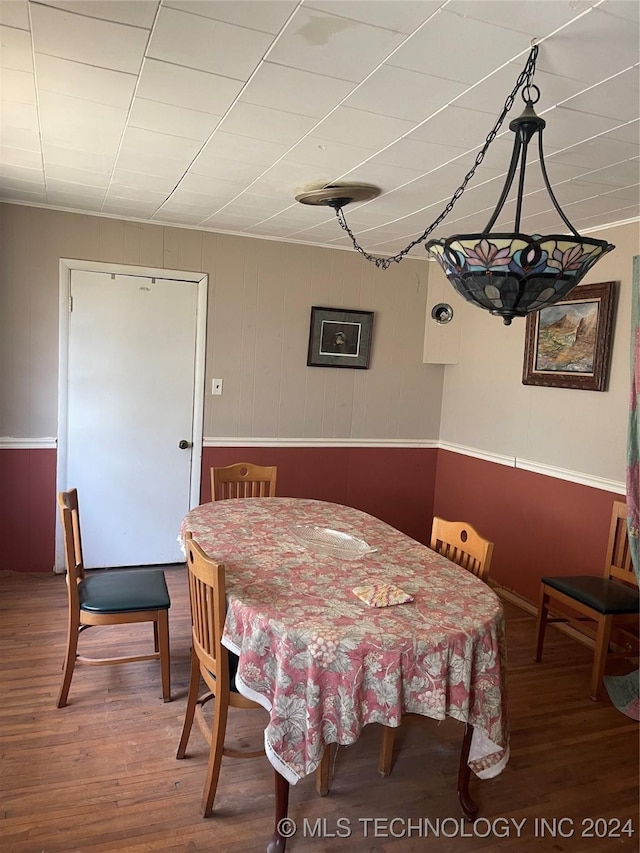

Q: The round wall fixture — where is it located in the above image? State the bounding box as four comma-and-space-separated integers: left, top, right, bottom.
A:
295, 183, 381, 209
431, 303, 454, 324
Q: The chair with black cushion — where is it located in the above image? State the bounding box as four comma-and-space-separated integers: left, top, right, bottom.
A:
210, 462, 277, 501
177, 533, 331, 816
56, 489, 171, 708
533, 500, 639, 701
378, 516, 494, 776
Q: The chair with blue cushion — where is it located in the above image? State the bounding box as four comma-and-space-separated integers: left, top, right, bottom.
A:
533, 500, 639, 700
56, 489, 171, 708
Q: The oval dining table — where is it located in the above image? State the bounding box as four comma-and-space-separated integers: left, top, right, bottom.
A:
181, 497, 509, 852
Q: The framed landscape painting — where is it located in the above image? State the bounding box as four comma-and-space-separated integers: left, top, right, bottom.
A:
522, 281, 617, 391
307, 306, 374, 369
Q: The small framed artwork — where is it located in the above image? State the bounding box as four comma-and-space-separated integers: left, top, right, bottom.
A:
522, 281, 617, 391
307, 306, 374, 369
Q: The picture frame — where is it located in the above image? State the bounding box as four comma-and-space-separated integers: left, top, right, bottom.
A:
307, 306, 374, 369
522, 281, 617, 391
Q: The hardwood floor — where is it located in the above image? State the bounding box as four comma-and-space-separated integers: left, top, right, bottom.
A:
1, 567, 637, 853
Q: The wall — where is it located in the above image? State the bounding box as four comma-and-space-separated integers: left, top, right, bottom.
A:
0, 202, 441, 571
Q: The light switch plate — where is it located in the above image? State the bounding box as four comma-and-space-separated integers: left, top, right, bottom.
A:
212, 378, 223, 395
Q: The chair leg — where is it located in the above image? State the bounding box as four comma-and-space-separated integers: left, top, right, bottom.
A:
315, 745, 332, 796
57, 614, 80, 709
157, 610, 171, 702
378, 725, 396, 776
201, 690, 230, 817
590, 615, 613, 702
176, 648, 200, 759
533, 586, 549, 662
153, 621, 159, 653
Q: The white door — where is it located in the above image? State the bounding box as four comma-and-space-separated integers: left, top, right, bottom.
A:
61, 269, 201, 568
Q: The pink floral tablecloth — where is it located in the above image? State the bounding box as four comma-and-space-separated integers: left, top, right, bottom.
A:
181, 498, 509, 785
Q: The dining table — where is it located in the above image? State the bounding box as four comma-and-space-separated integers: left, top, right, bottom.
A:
181, 497, 509, 852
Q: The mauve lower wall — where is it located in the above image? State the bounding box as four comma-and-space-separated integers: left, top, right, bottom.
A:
434, 450, 624, 604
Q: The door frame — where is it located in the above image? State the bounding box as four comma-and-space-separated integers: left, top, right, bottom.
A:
55, 258, 208, 572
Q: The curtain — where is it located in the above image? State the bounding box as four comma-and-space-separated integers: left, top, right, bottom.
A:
628, 255, 640, 580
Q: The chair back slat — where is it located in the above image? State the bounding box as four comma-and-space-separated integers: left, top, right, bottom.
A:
58, 490, 85, 600
430, 517, 493, 582
211, 463, 277, 501
184, 532, 228, 689
606, 500, 636, 586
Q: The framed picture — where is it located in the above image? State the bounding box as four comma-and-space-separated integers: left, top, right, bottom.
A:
522, 281, 617, 391
307, 306, 374, 369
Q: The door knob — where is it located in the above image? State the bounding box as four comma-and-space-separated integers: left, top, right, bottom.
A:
178, 439, 191, 449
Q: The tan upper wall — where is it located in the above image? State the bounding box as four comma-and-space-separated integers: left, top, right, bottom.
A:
0, 203, 443, 441
437, 220, 640, 483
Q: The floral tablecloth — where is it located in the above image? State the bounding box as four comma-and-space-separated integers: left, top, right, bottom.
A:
181, 498, 509, 785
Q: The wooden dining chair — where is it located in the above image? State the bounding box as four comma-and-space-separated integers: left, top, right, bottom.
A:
378, 516, 494, 776
210, 462, 277, 501
56, 489, 171, 708
177, 533, 331, 816
533, 500, 639, 701
429, 516, 494, 582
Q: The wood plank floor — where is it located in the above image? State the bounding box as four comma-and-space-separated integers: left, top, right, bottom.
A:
1, 567, 638, 853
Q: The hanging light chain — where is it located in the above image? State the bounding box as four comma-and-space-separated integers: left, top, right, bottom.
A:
335, 45, 540, 270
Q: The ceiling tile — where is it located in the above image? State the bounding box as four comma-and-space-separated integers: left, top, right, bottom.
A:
559, 68, 640, 123
114, 148, 195, 179
313, 107, 415, 149
0, 67, 36, 103
30, 4, 149, 74
285, 137, 375, 172
446, 0, 598, 36
599, 0, 640, 23
101, 199, 162, 216
187, 157, 265, 184
136, 59, 244, 114
0, 145, 42, 169
46, 163, 109, 189
605, 120, 640, 145
344, 65, 467, 123
536, 8, 639, 84
120, 127, 203, 162
240, 62, 355, 118
147, 6, 273, 79
266, 7, 406, 82
38, 91, 127, 154
540, 106, 620, 149
42, 143, 116, 174
163, 0, 297, 33
576, 157, 640, 187
45, 164, 111, 188
303, 0, 442, 34
0, 25, 34, 72
176, 171, 250, 199
0, 125, 41, 152
0, 2, 29, 29
0, 175, 45, 193
372, 137, 463, 172
549, 135, 639, 170
0, 186, 47, 203
35, 54, 137, 109
409, 106, 504, 151
0, 161, 44, 182
128, 98, 222, 141
194, 131, 289, 167
46, 178, 107, 199
388, 9, 529, 84
110, 169, 179, 194
46, 190, 107, 209
35, 1, 159, 27
220, 102, 317, 145
1, 100, 39, 132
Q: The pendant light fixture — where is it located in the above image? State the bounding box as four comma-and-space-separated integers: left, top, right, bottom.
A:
296, 45, 615, 325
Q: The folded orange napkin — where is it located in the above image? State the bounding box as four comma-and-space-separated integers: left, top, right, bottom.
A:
352, 582, 414, 608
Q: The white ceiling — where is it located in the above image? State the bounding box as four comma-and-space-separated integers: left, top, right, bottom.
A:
0, 0, 638, 259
